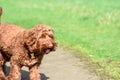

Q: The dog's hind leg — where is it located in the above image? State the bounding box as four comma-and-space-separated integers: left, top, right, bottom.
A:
7, 56, 22, 80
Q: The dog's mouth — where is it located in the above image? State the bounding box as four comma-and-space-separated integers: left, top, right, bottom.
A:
44, 48, 53, 54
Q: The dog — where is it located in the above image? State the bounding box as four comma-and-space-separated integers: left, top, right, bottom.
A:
0, 23, 57, 80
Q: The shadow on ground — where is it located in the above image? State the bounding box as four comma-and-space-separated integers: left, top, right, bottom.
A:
6, 66, 49, 80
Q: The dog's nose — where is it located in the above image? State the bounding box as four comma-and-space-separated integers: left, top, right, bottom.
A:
48, 43, 53, 48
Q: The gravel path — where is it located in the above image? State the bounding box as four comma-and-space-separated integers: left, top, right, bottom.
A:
6, 47, 100, 80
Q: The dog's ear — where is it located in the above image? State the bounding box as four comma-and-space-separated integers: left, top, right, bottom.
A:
24, 30, 38, 52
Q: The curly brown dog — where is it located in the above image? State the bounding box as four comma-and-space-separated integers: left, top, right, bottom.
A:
0, 23, 57, 80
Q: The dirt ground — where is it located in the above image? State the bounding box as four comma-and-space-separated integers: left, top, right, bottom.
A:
6, 47, 100, 80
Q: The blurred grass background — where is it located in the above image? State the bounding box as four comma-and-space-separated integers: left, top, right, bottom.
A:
0, 0, 120, 80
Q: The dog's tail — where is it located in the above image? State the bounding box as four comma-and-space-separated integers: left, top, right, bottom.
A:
0, 7, 2, 24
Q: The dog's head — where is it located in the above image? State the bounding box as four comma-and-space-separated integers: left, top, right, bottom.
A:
24, 24, 57, 55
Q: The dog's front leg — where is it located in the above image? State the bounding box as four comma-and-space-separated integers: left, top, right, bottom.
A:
7, 56, 21, 80
29, 64, 41, 80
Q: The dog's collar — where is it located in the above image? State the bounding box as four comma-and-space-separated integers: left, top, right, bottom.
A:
30, 52, 40, 59
30, 53, 35, 59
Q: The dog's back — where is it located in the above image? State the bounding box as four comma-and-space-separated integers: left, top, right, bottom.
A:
0, 24, 24, 52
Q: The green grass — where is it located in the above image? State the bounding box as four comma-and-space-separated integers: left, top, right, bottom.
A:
0, 0, 120, 80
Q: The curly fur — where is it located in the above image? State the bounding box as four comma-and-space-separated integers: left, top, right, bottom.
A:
0, 23, 57, 80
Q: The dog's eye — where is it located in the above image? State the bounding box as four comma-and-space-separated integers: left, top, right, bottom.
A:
39, 34, 46, 39
48, 29, 51, 32
49, 35, 54, 39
